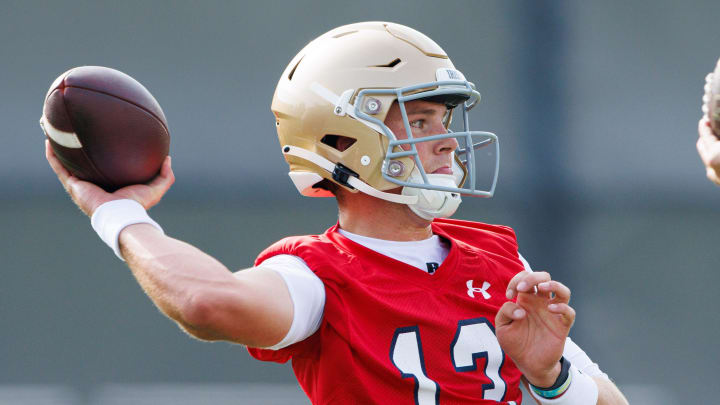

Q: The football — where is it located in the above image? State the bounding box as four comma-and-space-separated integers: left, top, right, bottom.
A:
40, 66, 170, 191
703, 57, 720, 137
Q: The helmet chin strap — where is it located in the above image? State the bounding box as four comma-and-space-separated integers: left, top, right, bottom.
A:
401, 168, 462, 220
282, 145, 461, 219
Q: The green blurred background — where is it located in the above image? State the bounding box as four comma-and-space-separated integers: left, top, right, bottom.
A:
2, 1, 719, 404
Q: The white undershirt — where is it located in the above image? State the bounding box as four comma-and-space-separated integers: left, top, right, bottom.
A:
337, 228, 449, 273
246, 231, 608, 379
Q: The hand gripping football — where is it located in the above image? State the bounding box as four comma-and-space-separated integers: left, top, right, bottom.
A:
703, 57, 720, 137
40, 66, 170, 191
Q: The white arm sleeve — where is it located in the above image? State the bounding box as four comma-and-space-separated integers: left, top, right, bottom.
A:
517, 252, 533, 272
518, 252, 609, 379
253, 254, 326, 350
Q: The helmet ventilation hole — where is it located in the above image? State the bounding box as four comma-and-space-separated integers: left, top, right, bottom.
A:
332, 30, 358, 38
369, 58, 402, 68
321, 135, 357, 152
287, 56, 304, 81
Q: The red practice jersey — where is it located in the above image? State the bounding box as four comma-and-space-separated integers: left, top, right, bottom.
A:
248, 218, 526, 404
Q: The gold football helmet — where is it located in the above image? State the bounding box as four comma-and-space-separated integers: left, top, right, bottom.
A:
272, 22, 498, 219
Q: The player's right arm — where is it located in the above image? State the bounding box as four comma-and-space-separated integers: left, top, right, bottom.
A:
45, 140, 294, 348
119, 225, 293, 347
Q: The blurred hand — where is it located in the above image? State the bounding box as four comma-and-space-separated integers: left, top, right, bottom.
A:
45, 139, 175, 217
697, 117, 720, 185
495, 271, 575, 388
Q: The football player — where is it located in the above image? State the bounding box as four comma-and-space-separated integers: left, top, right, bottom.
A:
46, 22, 628, 405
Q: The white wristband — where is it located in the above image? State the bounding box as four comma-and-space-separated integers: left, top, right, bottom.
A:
90, 199, 164, 261
529, 364, 599, 404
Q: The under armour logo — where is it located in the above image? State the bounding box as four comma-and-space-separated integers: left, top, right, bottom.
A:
466, 280, 491, 299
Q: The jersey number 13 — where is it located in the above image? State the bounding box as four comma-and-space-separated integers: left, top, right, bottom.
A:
390, 317, 515, 405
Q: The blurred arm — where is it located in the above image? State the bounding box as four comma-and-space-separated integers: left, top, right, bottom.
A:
697, 117, 720, 185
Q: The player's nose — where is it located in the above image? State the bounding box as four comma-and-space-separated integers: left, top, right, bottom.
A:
433, 125, 458, 155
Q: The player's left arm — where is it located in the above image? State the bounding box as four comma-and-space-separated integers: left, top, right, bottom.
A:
563, 337, 628, 405
498, 271, 628, 404
593, 377, 628, 405
521, 376, 626, 405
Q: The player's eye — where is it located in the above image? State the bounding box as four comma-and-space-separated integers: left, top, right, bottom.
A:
409, 119, 425, 129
